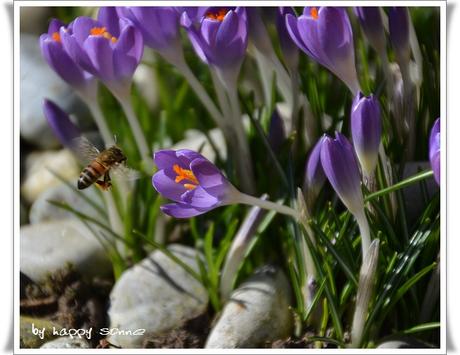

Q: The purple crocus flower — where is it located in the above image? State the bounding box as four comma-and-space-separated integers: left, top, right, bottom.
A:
429, 118, 440, 185
117, 7, 182, 61
354, 7, 386, 54
286, 7, 360, 94
321, 132, 363, 215
152, 149, 238, 218
180, 7, 248, 84
60, 7, 143, 94
43, 99, 81, 149
276, 7, 299, 71
389, 7, 410, 65
351, 92, 382, 175
303, 139, 326, 209
39, 19, 94, 90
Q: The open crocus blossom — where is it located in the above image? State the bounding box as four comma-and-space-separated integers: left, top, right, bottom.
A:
117, 7, 182, 62
321, 132, 371, 256
153, 149, 300, 219
43, 99, 81, 149
354, 7, 386, 55
180, 7, 248, 85
40, 19, 95, 91
351, 92, 382, 176
60, 7, 143, 94
286, 7, 360, 95
429, 118, 440, 185
152, 149, 238, 218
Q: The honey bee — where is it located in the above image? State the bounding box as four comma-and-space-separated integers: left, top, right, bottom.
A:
73, 137, 138, 190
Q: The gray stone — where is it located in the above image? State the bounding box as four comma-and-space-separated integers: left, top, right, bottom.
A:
30, 182, 104, 224
205, 266, 293, 348
108, 244, 208, 348
20, 34, 91, 148
20, 219, 111, 283
21, 149, 80, 204
20, 316, 62, 348
40, 337, 90, 349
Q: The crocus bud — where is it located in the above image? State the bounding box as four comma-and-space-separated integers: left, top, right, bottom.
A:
429, 118, 440, 185
268, 109, 286, 152
180, 7, 248, 86
285, 7, 360, 94
320, 132, 363, 216
43, 99, 81, 149
303, 139, 326, 210
389, 7, 410, 66
351, 92, 382, 176
39, 19, 95, 91
61, 7, 144, 94
152, 149, 239, 218
276, 7, 299, 72
354, 7, 386, 55
118, 7, 182, 62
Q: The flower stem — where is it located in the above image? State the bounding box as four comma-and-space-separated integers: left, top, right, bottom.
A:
355, 209, 371, 259
238, 192, 300, 220
116, 95, 153, 171
173, 59, 226, 129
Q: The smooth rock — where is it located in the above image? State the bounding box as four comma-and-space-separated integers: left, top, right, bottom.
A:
377, 336, 431, 348
108, 244, 208, 348
205, 265, 293, 348
20, 316, 62, 348
30, 182, 104, 224
21, 149, 80, 204
40, 337, 90, 349
20, 219, 111, 283
20, 34, 90, 148
173, 128, 227, 163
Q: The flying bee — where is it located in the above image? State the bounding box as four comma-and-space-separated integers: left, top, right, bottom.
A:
73, 137, 139, 191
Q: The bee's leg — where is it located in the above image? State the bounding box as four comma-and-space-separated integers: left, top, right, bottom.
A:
95, 172, 112, 191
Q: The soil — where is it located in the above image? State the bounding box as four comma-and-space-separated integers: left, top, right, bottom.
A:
20, 266, 113, 347
143, 310, 212, 348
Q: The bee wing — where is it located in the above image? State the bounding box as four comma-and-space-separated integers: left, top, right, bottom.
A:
70, 136, 101, 164
111, 163, 141, 181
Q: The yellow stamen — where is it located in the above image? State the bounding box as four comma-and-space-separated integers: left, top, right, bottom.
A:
205, 8, 228, 22
90, 26, 118, 43
173, 164, 199, 188
184, 184, 197, 190
310, 7, 319, 20
52, 32, 61, 43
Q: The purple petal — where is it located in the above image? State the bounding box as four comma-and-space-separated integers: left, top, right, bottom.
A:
48, 18, 64, 35
98, 7, 121, 38
181, 186, 220, 208
39, 34, 87, 88
160, 203, 210, 218
190, 158, 230, 200
60, 27, 95, 75
71, 17, 99, 46
113, 23, 143, 81
152, 169, 187, 203
83, 35, 115, 82
429, 118, 440, 185
216, 10, 239, 47
43, 99, 81, 148
320, 133, 363, 214
154, 150, 183, 170
305, 139, 326, 192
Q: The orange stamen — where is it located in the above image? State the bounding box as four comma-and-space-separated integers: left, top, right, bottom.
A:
90, 26, 118, 43
52, 32, 61, 43
205, 8, 228, 22
310, 7, 319, 20
173, 164, 199, 189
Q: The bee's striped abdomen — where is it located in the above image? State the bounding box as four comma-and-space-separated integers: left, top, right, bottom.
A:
77, 160, 107, 190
